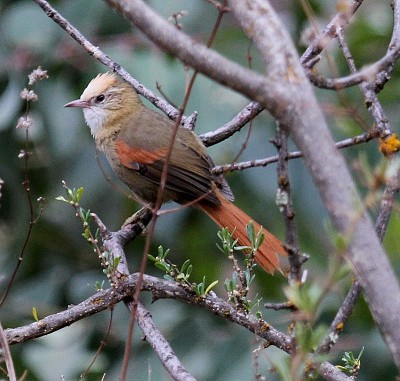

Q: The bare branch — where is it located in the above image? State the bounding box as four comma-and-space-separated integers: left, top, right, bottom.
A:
103, 0, 278, 108
273, 124, 304, 282
317, 280, 362, 355
212, 129, 379, 175
374, 0, 400, 89
336, 28, 393, 136
301, 0, 364, 67
307, 47, 400, 93
0, 322, 17, 381
33, 0, 180, 121
135, 300, 197, 381
318, 169, 399, 354
200, 101, 264, 146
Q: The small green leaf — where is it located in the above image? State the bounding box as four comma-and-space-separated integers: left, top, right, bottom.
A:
32, 306, 39, 322
94, 280, 105, 291
155, 261, 171, 272
113, 256, 121, 269
234, 245, 250, 251
75, 187, 85, 202
205, 280, 218, 295
82, 227, 90, 240
147, 254, 157, 262
246, 221, 255, 247
180, 259, 191, 273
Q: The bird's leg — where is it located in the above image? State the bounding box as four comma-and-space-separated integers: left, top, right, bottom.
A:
122, 206, 153, 234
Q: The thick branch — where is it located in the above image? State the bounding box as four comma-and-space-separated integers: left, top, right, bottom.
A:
103, 0, 281, 111
135, 300, 196, 381
5, 273, 292, 352
228, 0, 400, 367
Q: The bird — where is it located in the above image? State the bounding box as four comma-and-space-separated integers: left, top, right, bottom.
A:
65, 72, 287, 273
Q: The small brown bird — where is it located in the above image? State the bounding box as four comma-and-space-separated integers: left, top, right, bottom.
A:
65, 72, 286, 273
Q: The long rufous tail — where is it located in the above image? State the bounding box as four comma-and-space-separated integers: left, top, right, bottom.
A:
199, 192, 287, 274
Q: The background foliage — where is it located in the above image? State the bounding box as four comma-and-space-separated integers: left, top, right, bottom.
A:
0, 0, 399, 380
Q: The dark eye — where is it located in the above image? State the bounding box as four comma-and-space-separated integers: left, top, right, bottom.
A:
95, 94, 105, 103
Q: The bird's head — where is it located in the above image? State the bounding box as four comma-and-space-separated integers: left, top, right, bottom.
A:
65, 72, 141, 137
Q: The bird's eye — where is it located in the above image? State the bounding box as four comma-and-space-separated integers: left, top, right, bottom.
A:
95, 94, 105, 103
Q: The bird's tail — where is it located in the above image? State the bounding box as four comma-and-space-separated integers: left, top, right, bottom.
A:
199, 193, 287, 274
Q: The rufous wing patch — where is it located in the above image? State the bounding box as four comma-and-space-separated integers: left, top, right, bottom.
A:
115, 139, 168, 170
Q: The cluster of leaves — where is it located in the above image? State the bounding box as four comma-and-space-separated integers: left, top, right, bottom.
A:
337, 347, 364, 377
149, 222, 366, 379
56, 182, 120, 288
56, 182, 98, 246
148, 246, 218, 298
218, 222, 264, 317
149, 222, 265, 317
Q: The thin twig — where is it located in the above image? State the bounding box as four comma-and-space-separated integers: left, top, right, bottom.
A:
212, 129, 380, 175
336, 28, 393, 137
33, 0, 180, 121
0, 322, 17, 381
200, 101, 264, 146
273, 124, 303, 283
301, 0, 364, 66
81, 309, 114, 378
316, 24, 400, 357
264, 301, 296, 311
317, 169, 399, 354
374, 0, 400, 90
317, 279, 362, 354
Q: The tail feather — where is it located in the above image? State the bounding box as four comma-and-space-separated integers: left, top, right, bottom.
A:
199, 193, 287, 274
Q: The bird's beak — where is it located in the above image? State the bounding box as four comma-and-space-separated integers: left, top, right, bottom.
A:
64, 99, 90, 108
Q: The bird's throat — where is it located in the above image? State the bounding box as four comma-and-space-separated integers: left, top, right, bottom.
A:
83, 107, 108, 137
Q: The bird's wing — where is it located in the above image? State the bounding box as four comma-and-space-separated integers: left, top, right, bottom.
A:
115, 110, 223, 204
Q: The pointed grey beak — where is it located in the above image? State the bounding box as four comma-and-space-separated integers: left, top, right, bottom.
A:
64, 99, 90, 108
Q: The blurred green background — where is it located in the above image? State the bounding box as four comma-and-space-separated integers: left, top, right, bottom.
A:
0, 0, 399, 380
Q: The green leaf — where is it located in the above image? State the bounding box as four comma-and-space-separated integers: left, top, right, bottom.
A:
113, 256, 121, 269
82, 227, 90, 240
205, 280, 218, 295
155, 261, 171, 272
75, 187, 85, 202
32, 306, 39, 322
246, 221, 255, 247
180, 259, 191, 273
55, 195, 68, 203
94, 280, 105, 291
283, 283, 323, 314
147, 254, 157, 262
